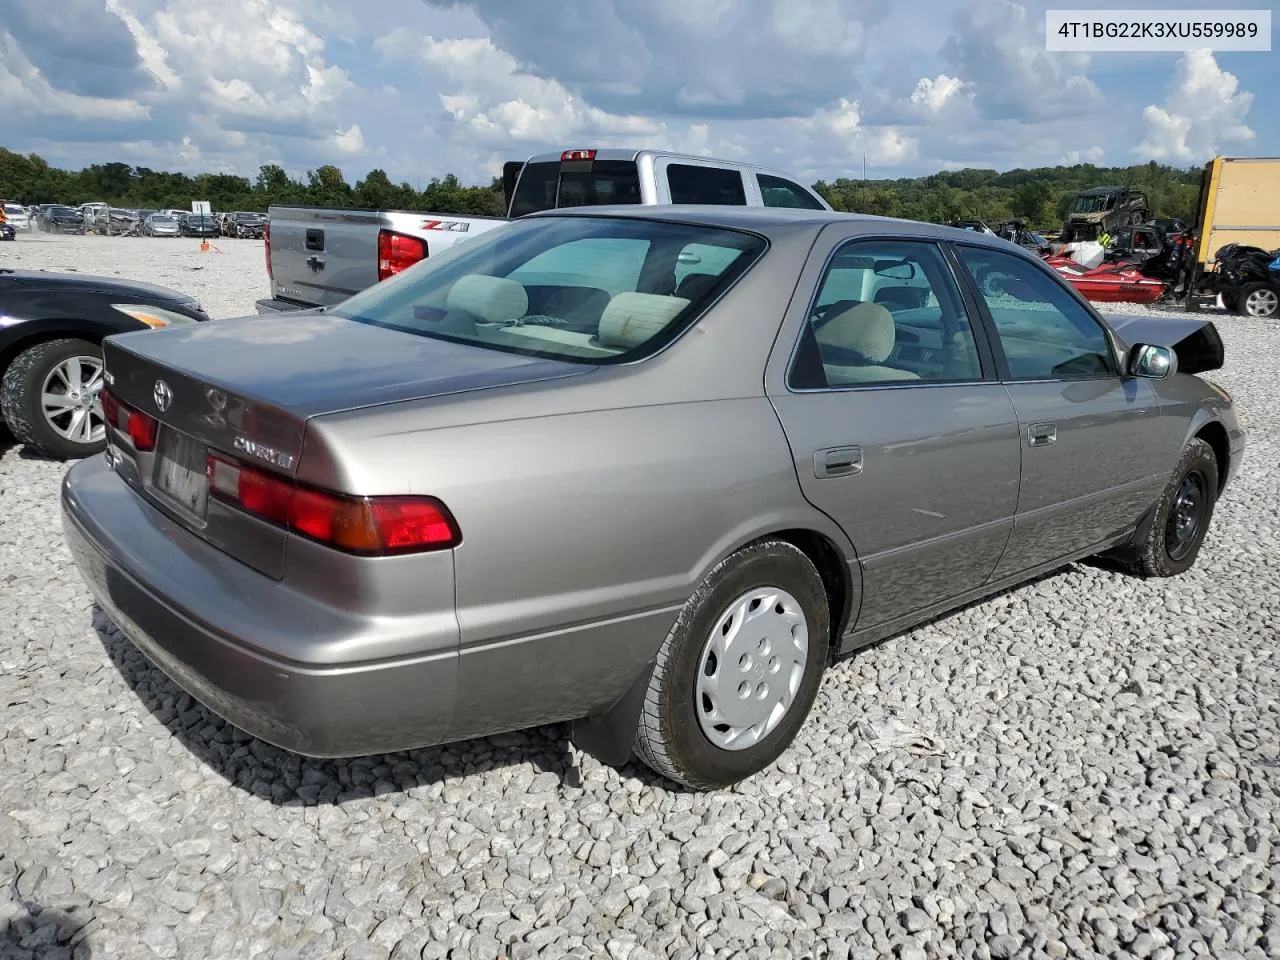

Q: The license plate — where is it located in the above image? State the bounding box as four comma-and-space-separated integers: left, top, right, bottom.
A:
154, 428, 209, 518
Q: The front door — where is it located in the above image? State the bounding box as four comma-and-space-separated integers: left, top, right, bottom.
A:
768, 232, 1022, 636
951, 243, 1168, 579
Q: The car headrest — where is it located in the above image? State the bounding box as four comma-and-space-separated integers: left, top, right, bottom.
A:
815, 301, 896, 363
597, 292, 690, 349
446, 274, 528, 323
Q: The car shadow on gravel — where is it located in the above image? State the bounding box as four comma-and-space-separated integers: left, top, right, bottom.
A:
1, 892, 94, 959
91, 608, 589, 803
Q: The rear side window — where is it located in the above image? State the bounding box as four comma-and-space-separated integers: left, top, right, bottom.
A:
666, 165, 747, 205
757, 174, 824, 210
509, 160, 642, 218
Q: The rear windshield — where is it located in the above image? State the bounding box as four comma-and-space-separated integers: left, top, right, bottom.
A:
509, 160, 642, 218
332, 215, 766, 364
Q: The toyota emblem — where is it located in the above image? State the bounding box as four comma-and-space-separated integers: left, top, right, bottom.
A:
153, 379, 173, 413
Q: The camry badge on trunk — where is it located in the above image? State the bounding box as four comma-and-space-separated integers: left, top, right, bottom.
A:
233, 435, 294, 470
153, 379, 172, 412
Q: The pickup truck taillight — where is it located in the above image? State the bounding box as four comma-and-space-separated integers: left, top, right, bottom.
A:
207, 453, 460, 555
263, 220, 272, 280
377, 229, 427, 281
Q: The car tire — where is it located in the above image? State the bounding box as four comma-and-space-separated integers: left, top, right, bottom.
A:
1, 338, 108, 461
632, 538, 831, 790
1238, 282, 1279, 319
1120, 438, 1219, 578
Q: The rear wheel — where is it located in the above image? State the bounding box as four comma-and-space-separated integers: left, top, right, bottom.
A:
1238, 282, 1279, 319
633, 539, 830, 790
0, 338, 107, 460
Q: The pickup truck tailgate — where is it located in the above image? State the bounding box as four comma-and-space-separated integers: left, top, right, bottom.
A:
269, 208, 383, 307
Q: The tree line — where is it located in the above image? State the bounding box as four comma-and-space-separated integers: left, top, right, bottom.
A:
1, 146, 1205, 229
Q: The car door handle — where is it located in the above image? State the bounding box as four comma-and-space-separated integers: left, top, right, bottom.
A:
814, 446, 863, 478
1027, 422, 1057, 447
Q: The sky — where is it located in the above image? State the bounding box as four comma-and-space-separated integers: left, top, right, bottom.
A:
0, 0, 1273, 187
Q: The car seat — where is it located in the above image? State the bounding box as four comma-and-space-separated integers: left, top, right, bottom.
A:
816, 301, 920, 384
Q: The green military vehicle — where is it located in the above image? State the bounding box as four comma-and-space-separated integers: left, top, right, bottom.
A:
1061, 185, 1151, 243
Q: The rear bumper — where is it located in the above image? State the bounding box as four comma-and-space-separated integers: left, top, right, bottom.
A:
254, 297, 310, 314
61, 454, 460, 758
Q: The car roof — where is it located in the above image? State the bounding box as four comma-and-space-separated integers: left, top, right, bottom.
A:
523, 203, 1037, 252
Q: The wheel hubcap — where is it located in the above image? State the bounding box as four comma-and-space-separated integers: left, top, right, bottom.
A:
41, 355, 105, 445
1165, 471, 1207, 561
1245, 289, 1278, 317
695, 586, 808, 751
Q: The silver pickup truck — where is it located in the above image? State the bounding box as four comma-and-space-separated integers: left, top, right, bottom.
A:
254, 148, 830, 314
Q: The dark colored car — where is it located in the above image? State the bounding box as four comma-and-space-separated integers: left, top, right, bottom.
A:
1212, 243, 1280, 319
58, 206, 1244, 790
182, 214, 220, 238
38, 205, 86, 234
226, 211, 266, 239
0, 269, 210, 460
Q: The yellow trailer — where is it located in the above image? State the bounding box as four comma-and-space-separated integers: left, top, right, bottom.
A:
1193, 156, 1280, 265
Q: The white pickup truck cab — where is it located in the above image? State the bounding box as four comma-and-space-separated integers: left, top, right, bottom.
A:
255, 148, 831, 313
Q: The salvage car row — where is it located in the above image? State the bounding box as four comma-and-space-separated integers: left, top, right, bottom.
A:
11, 203, 267, 239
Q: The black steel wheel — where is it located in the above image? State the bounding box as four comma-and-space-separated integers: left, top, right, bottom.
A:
1120, 438, 1219, 578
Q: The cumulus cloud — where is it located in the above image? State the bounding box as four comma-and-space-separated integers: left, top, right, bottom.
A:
3, 0, 1269, 189
424, 0, 890, 118
375, 29, 661, 145
910, 75, 967, 113
1063, 147, 1104, 165
3, 0, 152, 98
332, 125, 365, 155
144, 0, 353, 128
802, 98, 919, 168
939, 0, 1100, 121
0, 29, 150, 122
1135, 50, 1255, 163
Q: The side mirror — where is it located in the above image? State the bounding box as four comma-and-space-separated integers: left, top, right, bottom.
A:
1128, 343, 1176, 379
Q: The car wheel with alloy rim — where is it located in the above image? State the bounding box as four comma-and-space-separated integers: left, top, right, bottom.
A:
1238, 282, 1279, 319
0, 338, 108, 460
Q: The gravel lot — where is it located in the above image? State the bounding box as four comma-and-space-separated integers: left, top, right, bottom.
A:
2, 232, 1278, 960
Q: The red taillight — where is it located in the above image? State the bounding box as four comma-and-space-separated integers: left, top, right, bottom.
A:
561, 149, 596, 161
100, 386, 157, 452
100, 386, 121, 428
206, 453, 459, 555
263, 219, 273, 280
377, 229, 427, 282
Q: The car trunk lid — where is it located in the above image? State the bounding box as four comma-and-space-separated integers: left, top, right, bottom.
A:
101, 311, 591, 579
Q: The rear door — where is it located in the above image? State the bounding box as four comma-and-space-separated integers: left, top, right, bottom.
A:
950, 242, 1166, 578
766, 225, 1021, 639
